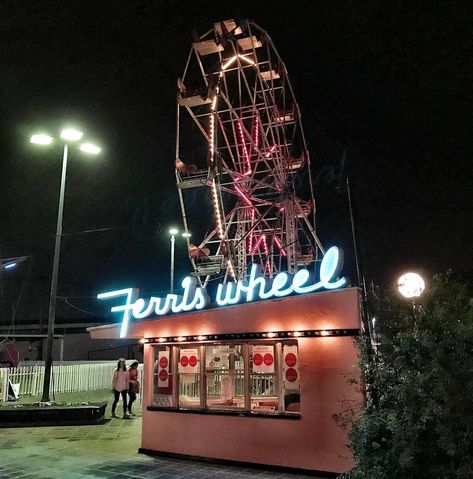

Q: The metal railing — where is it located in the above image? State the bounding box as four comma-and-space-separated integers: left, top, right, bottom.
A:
178, 370, 276, 400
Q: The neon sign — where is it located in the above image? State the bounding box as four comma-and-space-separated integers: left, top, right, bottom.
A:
98, 246, 347, 338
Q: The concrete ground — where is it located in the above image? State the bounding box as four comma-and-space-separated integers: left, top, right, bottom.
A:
0, 398, 322, 479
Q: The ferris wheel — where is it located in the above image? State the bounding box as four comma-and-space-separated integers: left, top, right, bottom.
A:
175, 19, 325, 285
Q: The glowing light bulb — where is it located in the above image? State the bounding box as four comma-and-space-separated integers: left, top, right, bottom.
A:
397, 272, 425, 298
80, 143, 101, 155
60, 128, 83, 141
31, 134, 53, 145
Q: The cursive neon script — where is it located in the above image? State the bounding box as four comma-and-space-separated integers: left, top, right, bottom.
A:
98, 246, 346, 338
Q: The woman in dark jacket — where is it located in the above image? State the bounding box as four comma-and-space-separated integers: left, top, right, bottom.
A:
127, 361, 140, 416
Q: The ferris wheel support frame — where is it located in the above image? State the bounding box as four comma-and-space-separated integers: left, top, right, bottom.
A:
175, 19, 326, 284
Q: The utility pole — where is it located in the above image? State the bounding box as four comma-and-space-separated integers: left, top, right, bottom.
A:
0, 244, 4, 326
346, 178, 363, 295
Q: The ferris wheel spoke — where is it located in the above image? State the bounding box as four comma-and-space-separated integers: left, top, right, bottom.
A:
215, 116, 238, 169
192, 47, 209, 87
220, 93, 271, 175
182, 105, 211, 144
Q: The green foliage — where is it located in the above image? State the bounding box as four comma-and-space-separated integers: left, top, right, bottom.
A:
349, 273, 473, 479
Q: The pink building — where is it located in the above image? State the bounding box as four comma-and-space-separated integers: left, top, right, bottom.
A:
89, 286, 363, 475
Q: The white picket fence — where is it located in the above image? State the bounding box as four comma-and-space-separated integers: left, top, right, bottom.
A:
0, 361, 143, 402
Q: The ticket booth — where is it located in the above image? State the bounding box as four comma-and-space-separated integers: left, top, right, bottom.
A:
89, 281, 363, 475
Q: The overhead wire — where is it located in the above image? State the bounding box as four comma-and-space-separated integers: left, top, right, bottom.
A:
58, 297, 99, 316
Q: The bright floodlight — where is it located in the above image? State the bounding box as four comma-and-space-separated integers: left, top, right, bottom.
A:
31, 134, 53, 145
80, 143, 101, 155
397, 272, 425, 299
169, 228, 179, 235
182, 232, 192, 238
4, 263, 16, 270
60, 128, 83, 141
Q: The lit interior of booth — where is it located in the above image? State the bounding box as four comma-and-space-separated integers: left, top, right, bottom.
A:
153, 341, 300, 415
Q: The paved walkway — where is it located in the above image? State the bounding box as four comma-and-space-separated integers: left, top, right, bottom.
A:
0, 414, 319, 479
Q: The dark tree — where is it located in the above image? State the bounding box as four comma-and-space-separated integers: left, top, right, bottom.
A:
348, 273, 473, 479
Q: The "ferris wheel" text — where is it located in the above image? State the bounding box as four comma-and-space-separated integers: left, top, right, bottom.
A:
97, 246, 347, 338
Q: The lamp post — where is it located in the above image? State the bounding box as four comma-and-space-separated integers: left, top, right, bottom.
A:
168, 229, 191, 294
169, 228, 178, 294
31, 128, 101, 402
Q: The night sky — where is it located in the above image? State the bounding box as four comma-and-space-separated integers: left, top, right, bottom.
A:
1, 1, 472, 324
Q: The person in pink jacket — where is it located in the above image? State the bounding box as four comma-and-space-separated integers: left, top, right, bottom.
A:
111, 358, 130, 419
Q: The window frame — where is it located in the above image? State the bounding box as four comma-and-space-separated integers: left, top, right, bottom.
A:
150, 339, 300, 418
204, 343, 247, 412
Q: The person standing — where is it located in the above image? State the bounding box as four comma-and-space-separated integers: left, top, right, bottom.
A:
127, 361, 140, 416
111, 358, 130, 419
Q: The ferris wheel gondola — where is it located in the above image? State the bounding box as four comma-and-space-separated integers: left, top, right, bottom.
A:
175, 19, 325, 285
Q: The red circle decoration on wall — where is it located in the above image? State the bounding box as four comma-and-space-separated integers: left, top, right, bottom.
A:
285, 368, 298, 383
180, 355, 189, 367
264, 353, 274, 366
285, 353, 297, 367
189, 355, 197, 367
159, 370, 168, 381
253, 353, 263, 366
159, 356, 168, 369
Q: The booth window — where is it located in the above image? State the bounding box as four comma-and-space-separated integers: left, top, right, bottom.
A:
282, 344, 301, 413
153, 345, 174, 408
151, 340, 300, 416
178, 346, 201, 408
206, 344, 245, 410
250, 344, 279, 413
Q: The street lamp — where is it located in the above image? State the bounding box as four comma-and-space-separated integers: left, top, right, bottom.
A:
168, 229, 191, 294
397, 272, 426, 299
31, 127, 101, 402
0, 256, 29, 272
169, 228, 179, 294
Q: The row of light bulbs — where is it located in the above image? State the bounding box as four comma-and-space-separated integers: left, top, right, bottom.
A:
139, 328, 359, 344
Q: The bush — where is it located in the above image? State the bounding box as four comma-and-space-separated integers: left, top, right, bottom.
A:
348, 273, 473, 479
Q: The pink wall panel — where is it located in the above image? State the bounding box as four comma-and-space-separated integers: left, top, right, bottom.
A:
141, 336, 362, 473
